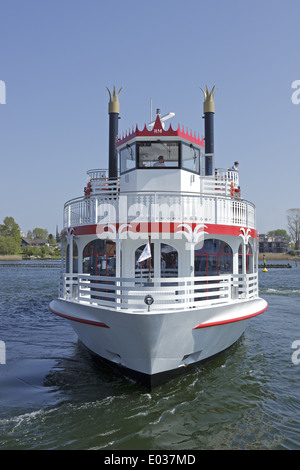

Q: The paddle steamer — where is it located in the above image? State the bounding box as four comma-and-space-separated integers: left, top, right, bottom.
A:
49, 86, 268, 388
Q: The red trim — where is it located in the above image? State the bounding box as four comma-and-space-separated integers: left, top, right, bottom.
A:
70, 223, 258, 238
116, 115, 204, 148
49, 304, 110, 328
192, 304, 268, 329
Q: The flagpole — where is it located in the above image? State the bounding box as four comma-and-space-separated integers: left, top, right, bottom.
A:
148, 235, 151, 282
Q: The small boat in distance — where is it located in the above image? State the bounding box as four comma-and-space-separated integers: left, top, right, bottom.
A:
49, 86, 268, 389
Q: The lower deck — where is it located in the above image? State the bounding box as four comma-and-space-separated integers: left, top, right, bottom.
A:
60, 272, 258, 313
61, 229, 258, 312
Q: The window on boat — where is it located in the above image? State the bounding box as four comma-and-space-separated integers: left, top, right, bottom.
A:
134, 243, 178, 278
137, 141, 179, 169
64, 239, 78, 274
181, 142, 201, 174
83, 239, 116, 276
238, 243, 253, 273
73, 240, 78, 273
120, 143, 136, 174
161, 243, 178, 277
135, 243, 154, 278
194, 239, 233, 276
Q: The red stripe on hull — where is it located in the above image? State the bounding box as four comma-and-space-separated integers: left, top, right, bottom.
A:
193, 304, 268, 329
49, 304, 110, 328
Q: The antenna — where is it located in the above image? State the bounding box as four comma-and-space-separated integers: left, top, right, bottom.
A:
148, 111, 175, 129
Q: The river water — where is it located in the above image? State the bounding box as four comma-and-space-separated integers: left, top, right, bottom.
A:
0, 260, 299, 450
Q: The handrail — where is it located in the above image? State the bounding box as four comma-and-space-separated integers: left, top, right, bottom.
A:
61, 272, 258, 312
63, 191, 256, 229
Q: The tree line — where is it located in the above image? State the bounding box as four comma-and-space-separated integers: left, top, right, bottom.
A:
0, 216, 59, 256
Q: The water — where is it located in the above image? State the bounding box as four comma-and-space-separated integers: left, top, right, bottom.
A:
0, 260, 299, 450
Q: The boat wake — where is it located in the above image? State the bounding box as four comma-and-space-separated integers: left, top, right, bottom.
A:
260, 287, 300, 297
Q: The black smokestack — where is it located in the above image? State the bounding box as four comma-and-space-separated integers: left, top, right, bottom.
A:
107, 86, 122, 178
201, 86, 215, 175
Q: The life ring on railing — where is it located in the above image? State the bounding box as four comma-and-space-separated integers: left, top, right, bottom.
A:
234, 186, 241, 198
86, 181, 92, 198
230, 182, 235, 197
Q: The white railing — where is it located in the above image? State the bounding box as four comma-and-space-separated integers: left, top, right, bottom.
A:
215, 168, 239, 184
202, 169, 240, 197
61, 272, 258, 312
64, 191, 256, 229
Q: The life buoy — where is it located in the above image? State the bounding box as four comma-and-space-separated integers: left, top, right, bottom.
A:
230, 182, 234, 197
86, 182, 91, 197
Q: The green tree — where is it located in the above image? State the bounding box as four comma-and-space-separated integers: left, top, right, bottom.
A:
267, 229, 290, 240
48, 233, 56, 245
287, 209, 300, 250
0, 217, 21, 255
32, 227, 48, 239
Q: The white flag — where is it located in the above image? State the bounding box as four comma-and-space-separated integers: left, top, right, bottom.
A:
138, 241, 151, 263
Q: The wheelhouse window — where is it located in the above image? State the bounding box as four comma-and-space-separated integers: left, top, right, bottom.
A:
195, 239, 233, 276
83, 239, 116, 276
137, 141, 179, 168
120, 143, 136, 174
182, 143, 201, 174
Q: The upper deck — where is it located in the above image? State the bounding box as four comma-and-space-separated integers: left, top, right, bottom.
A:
63, 94, 255, 233
63, 168, 255, 231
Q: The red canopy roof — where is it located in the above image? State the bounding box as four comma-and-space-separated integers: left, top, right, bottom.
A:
116, 114, 204, 148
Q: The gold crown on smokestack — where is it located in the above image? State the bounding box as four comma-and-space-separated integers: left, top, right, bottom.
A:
106, 86, 122, 114
200, 85, 215, 113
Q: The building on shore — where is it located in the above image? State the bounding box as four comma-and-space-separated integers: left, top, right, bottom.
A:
21, 237, 49, 247
259, 234, 288, 254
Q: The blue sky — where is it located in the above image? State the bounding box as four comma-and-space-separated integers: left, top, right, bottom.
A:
0, 0, 299, 236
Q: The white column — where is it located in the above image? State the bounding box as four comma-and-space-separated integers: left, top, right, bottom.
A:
233, 251, 239, 275
116, 238, 121, 278
154, 239, 160, 278
69, 237, 73, 275
242, 241, 247, 275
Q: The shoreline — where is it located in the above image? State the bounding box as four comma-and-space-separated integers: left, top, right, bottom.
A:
0, 255, 60, 261
0, 254, 298, 262
258, 253, 299, 261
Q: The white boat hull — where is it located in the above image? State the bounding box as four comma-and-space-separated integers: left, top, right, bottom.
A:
49, 297, 268, 388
